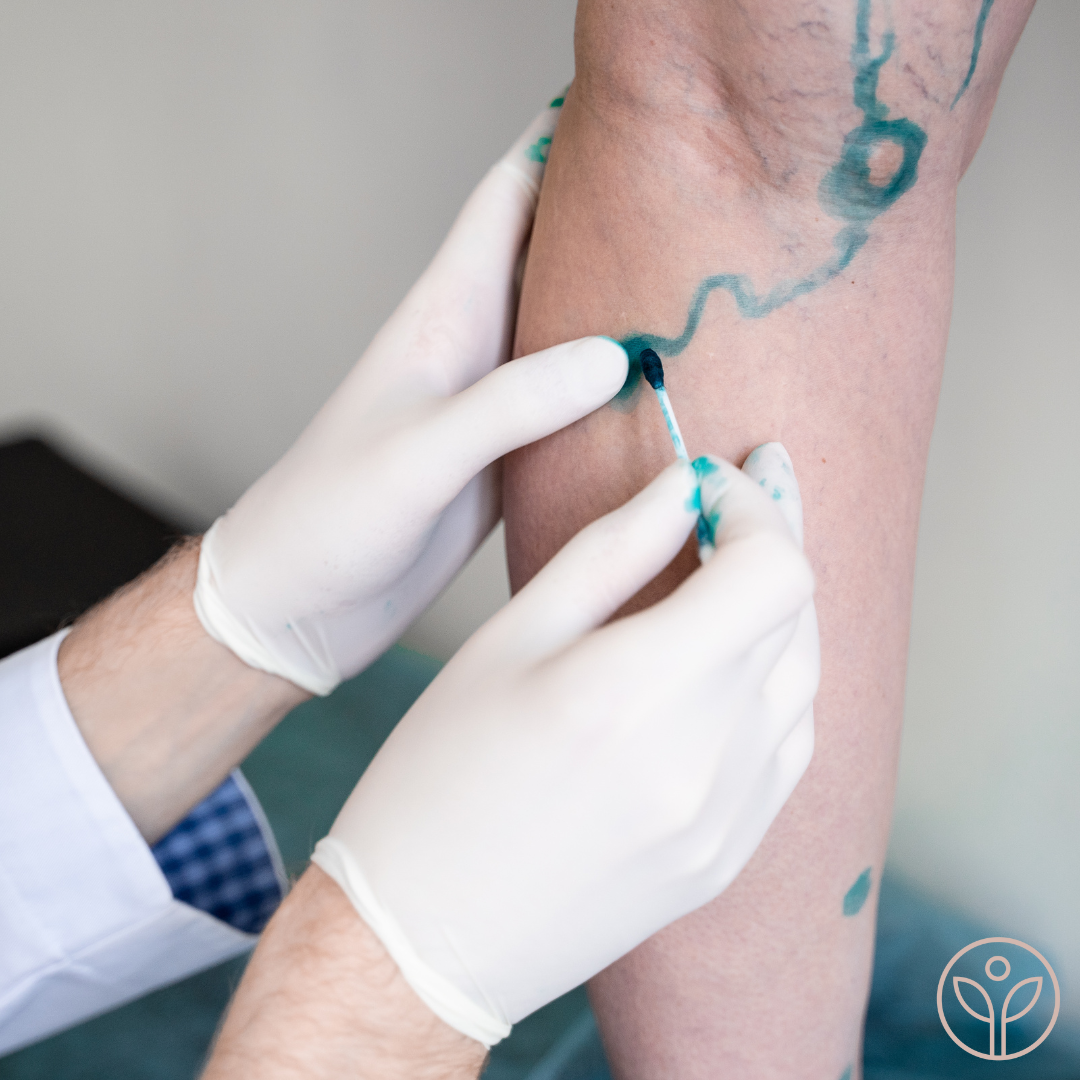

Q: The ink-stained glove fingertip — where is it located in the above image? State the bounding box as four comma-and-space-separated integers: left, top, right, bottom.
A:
741, 442, 803, 547
497, 92, 568, 202
690, 454, 727, 563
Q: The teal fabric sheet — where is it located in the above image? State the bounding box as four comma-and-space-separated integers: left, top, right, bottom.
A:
2, 647, 1077, 1079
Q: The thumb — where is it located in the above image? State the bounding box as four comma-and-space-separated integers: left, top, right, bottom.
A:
413, 337, 628, 503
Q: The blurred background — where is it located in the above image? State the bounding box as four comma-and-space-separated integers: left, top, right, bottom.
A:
0, 0, 1076, 1030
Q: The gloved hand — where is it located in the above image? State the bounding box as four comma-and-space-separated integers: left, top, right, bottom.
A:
193, 96, 628, 695
312, 444, 820, 1046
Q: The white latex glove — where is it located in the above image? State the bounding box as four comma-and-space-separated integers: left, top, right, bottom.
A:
193, 96, 629, 695
312, 444, 820, 1046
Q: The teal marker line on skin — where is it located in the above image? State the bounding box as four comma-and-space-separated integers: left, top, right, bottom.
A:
613, 0, 927, 405
639, 349, 688, 461
843, 867, 872, 916
953, 0, 996, 107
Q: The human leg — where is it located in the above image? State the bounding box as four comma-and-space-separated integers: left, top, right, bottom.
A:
504, 2, 1034, 1076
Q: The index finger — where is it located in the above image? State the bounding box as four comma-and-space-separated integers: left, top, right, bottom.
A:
588, 458, 814, 682
495, 90, 568, 206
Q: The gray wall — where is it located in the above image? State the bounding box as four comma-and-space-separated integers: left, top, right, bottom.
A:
0, 0, 576, 527
889, 0, 1080, 1023
1, 0, 1076, 1025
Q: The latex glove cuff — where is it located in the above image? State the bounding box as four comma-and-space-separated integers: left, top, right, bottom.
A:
312, 837, 511, 1047
193, 521, 337, 696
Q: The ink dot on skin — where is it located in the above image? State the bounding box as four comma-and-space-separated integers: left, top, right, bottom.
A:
843, 867, 872, 916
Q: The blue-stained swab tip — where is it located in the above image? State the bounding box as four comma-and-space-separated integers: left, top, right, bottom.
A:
640, 348, 665, 390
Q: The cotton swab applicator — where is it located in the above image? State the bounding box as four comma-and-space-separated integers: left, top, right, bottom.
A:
639, 348, 688, 461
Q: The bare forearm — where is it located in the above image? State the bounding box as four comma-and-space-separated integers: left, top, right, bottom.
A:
58, 541, 306, 843
203, 866, 487, 1080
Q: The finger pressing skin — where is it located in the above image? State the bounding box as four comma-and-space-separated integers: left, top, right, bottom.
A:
415, 337, 628, 501
495, 95, 566, 206
384, 98, 567, 396
418, 97, 566, 321
315, 98, 568, 416
426, 162, 536, 296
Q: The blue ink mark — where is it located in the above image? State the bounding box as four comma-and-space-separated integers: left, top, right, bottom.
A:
953, 0, 996, 107
692, 457, 723, 549
772, 486, 783, 500
614, 0, 926, 402
549, 95, 566, 108
685, 487, 702, 513
839, 1068, 853, 1080
819, 2, 928, 228
843, 867, 872, 916
526, 136, 552, 163
696, 509, 720, 549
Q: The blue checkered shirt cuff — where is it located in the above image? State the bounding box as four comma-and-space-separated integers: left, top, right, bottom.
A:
150, 770, 286, 934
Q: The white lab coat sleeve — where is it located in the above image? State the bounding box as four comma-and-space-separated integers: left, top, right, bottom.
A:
0, 631, 258, 1056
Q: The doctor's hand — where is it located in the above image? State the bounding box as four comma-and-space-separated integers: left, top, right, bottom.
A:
194, 98, 628, 696
307, 447, 818, 1045
205, 447, 819, 1075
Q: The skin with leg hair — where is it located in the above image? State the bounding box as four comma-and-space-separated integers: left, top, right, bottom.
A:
504, 1, 1034, 1076
203, 868, 486, 1080
58, 541, 307, 844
